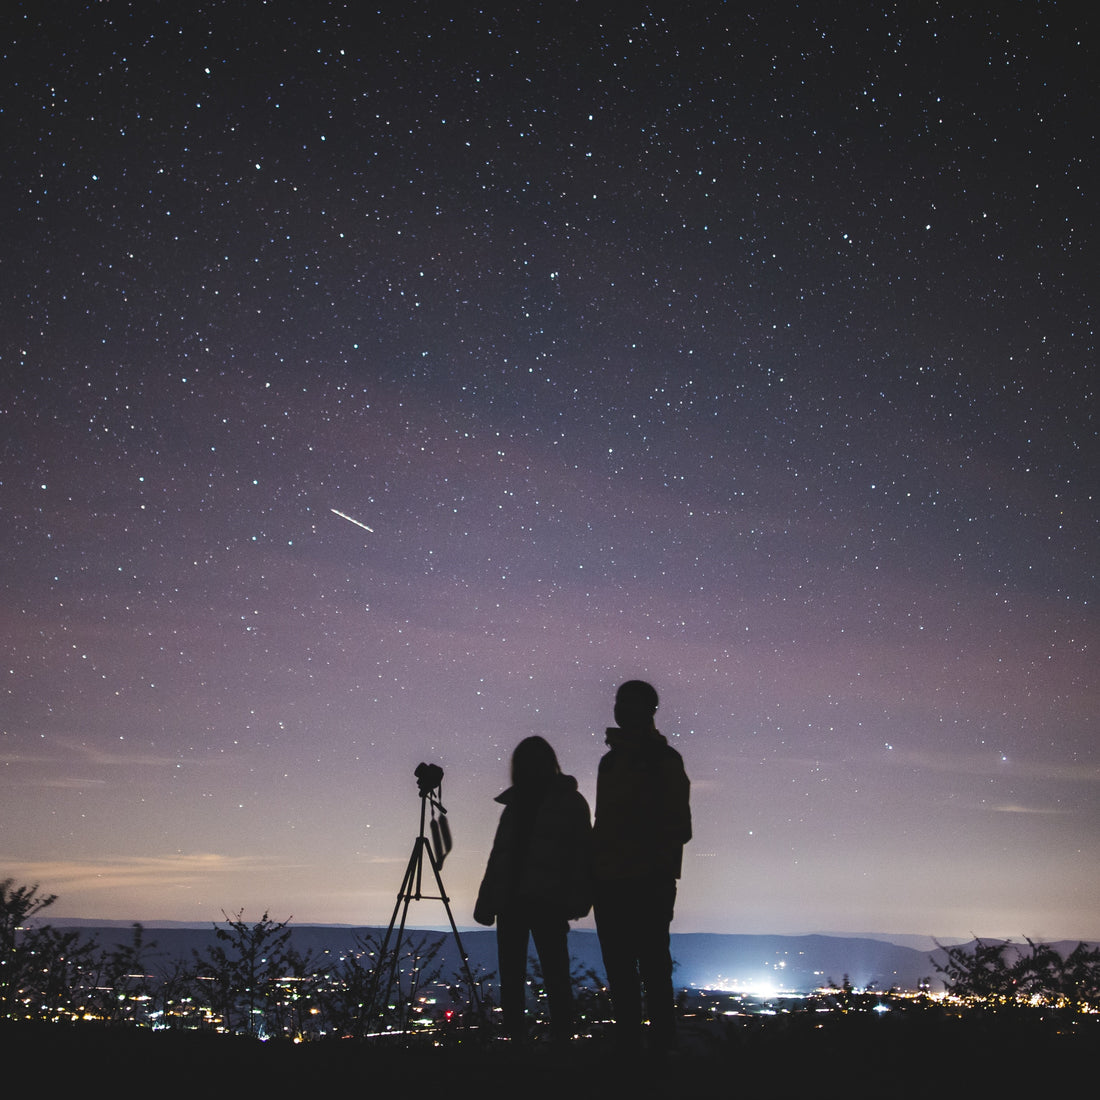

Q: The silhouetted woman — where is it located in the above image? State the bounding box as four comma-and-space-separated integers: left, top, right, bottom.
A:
474, 736, 592, 1042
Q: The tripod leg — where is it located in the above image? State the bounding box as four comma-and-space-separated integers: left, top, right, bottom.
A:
423, 840, 483, 1017
369, 840, 422, 1026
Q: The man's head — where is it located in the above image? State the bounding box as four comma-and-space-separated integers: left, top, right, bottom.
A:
614, 679, 659, 731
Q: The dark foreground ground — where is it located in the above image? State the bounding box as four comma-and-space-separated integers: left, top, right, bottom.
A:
6, 1012, 1097, 1096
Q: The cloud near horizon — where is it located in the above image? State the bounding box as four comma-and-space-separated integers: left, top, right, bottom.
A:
2, 853, 277, 896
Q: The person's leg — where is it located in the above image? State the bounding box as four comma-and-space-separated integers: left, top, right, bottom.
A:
531, 914, 574, 1040
495, 909, 531, 1040
594, 880, 643, 1044
637, 878, 678, 1050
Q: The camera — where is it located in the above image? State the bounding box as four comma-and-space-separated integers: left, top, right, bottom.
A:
415, 761, 444, 797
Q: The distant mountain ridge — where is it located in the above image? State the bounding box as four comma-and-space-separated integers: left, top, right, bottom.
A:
35, 922, 1095, 993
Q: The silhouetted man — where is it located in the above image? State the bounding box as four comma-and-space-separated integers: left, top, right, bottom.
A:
593, 679, 691, 1052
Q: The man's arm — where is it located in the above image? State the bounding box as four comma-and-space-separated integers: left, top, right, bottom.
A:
663, 750, 692, 845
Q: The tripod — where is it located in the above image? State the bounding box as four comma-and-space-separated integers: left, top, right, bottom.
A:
372, 781, 483, 1027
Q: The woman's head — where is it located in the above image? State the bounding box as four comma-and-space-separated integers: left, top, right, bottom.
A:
511, 735, 561, 788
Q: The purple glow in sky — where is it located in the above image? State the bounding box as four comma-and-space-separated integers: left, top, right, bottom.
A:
2, 3, 1096, 939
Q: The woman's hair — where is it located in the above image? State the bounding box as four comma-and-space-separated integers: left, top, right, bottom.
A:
511, 735, 561, 788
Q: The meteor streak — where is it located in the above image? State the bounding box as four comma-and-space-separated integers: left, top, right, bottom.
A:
331, 508, 374, 534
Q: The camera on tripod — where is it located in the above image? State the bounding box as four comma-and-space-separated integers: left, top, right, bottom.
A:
413, 762, 451, 864
415, 761, 444, 798
370, 760, 481, 1020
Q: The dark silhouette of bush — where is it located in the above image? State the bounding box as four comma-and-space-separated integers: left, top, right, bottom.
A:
192, 909, 298, 1037
933, 936, 1100, 1012
1, 879, 100, 1021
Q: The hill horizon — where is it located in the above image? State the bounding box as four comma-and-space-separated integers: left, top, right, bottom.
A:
40, 917, 1076, 953
30, 920, 1099, 995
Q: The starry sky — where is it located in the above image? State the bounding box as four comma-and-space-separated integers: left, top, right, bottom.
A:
2, 3, 1096, 940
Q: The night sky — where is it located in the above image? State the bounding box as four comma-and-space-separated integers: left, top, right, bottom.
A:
3, 3, 1096, 941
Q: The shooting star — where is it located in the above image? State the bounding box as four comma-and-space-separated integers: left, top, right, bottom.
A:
331, 508, 375, 534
